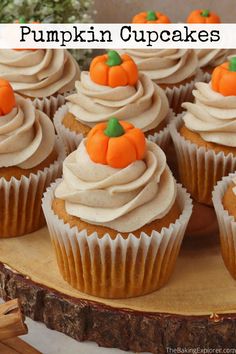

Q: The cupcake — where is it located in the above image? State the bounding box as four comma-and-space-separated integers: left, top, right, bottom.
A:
42, 118, 192, 298
186, 9, 232, 82
54, 50, 171, 153
115, 11, 200, 113
212, 173, 236, 279
170, 57, 236, 206
0, 49, 80, 117
0, 79, 65, 237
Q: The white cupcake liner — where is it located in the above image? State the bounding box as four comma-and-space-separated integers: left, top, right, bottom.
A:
54, 105, 175, 155
147, 109, 174, 154
170, 114, 236, 206
53, 105, 83, 154
201, 70, 211, 83
0, 138, 66, 238
212, 173, 236, 279
32, 91, 73, 119
163, 69, 204, 114
42, 179, 193, 299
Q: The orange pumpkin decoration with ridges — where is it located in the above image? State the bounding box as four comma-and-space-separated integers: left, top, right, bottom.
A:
0, 79, 16, 116
86, 118, 146, 169
132, 11, 171, 24
211, 58, 236, 96
187, 9, 221, 23
90, 50, 138, 88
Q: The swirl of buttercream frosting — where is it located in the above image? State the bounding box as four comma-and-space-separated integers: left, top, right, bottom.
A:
182, 82, 236, 147
0, 49, 80, 98
117, 49, 198, 84
0, 94, 55, 168
66, 72, 169, 132
196, 49, 232, 68
55, 139, 177, 232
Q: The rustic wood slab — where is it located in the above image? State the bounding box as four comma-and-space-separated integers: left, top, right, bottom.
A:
0, 337, 41, 354
0, 227, 236, 353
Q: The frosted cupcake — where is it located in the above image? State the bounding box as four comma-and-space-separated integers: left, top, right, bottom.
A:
170, 57, 236, 206
213, 173, 236, 279
186, 8, 233, 82
0, 49, 80, 117
0, 79, 65, 237
116, 11, 199, 113
54, 50, 171, 153
42, 118, 192, 298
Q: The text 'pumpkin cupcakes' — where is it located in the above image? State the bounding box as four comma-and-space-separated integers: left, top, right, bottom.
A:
43, 118, 192, 298
54, 50, 172, 154
212, 173, 236, 280
0, 79, 65, 237
0, 49, 80, 117
186, 8, 234, 82
170, 58, 236, 206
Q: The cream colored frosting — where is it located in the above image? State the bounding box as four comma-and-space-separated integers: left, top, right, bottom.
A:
0, 49, 80, 98
182, 82, 236, 147
66, 72, 169, 132
0, 94, 55, 168
117, 49, 198, 84
196, 49, 232, 68
55, 139, 177, 233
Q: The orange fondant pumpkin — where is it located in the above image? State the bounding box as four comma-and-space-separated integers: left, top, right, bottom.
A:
211, 58, 236, 96
90, 50, 138, 88
187, 9, 221, 23
86, 118, 146, 168
0, 79, 16, 116
132, 11, 171, 24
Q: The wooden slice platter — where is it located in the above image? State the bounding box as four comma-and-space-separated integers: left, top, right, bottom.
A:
0, 222, 236, 353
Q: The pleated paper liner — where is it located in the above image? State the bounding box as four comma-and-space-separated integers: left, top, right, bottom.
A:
163, 69, 204, 114
170, 114, 236, 206
0, 138, 66, 238
212, 173, 236, 280
42, 179, 193, 299
54, 104, 175, 155
32, 90, 73, 119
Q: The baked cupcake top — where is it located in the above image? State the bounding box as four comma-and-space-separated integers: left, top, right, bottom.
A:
66, 50, 169, 132
118, 49, 198, 85
55, 118, 176, 232
0, 49, 80, 98
0, 79, 55, 168
182, 58, 236, 147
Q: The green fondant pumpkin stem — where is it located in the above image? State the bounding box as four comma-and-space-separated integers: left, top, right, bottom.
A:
19, 16, 26, 23
104, 118, 125, 137
147, 11, 157, 21
201, 9, 210, 17
106, 50, 122, 67
229, 57, 236, 72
